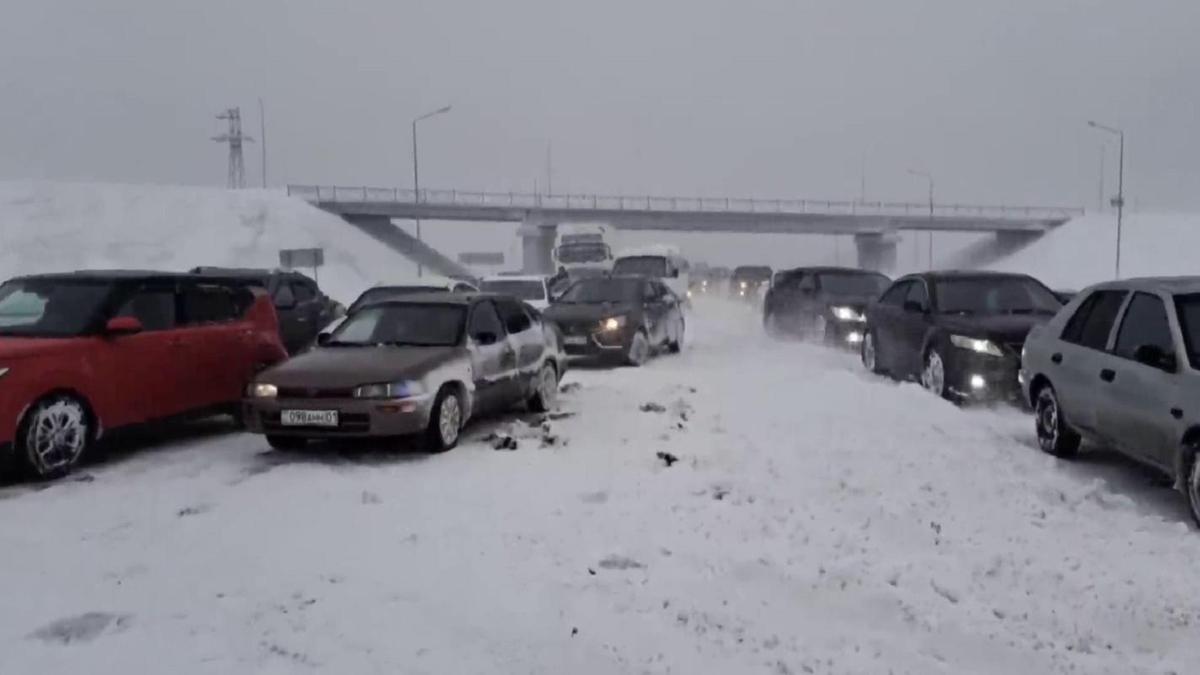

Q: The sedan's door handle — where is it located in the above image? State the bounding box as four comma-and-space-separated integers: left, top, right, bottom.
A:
1100, 368, 1116, 383
1050, 353, 1063, 364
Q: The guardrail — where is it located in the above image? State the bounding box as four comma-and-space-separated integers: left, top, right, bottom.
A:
287, 184, 1084, 220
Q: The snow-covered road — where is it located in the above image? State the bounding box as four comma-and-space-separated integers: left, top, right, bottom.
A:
2, 299, 1198, 674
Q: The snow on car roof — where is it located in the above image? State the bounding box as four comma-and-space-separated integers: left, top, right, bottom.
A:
616, 244, 683, 258
372, 275, 469, 289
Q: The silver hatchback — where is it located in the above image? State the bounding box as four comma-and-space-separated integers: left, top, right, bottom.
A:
1021, 277, 1200, 526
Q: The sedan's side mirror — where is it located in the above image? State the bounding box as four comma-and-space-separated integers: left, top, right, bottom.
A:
316, 332, 332, 346
1134, 344, 1176, 372
474, 331, 498, 346
105, 316, 144, 336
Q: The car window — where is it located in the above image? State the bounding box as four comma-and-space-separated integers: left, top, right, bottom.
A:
905, 282, 930, 311
291, 282, 316, 303
274, 283, 296, 308
331, 304, 465, 346
797, 275, 817, 292
114, 286, 178, 332
453, 283, 476, 293
1061, 290, 1126, 350
181, 283, 242, 325
879, 281, 912, 306
1113, 292, 1173, 360
0, 279, 114, 337
468, 300, 505, 339
495, 298, 533, 334
1174, 294, 1200, 370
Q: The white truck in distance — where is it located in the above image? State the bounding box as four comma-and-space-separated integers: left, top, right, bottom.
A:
553, 223, 614, 274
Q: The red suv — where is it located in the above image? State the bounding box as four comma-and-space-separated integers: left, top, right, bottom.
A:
0, 271, 288, 479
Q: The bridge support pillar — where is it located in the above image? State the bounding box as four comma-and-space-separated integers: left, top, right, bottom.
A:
518, 220, 558, 274
854, 232, 899, 272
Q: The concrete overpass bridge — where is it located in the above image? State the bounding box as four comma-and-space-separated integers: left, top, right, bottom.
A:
287, 185, 1083, 275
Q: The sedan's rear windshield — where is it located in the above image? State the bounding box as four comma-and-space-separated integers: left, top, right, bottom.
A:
481, 280, 546, 301
733, 266, 772, 281
0, 279, 114, 337
935, 277, 1062, 315
818, 273, 890, 296
349, 286, 448, 312
329, 304, 465, 347
613, 256, 667, 278
1174, 294, 1200, 369
557, 278, 641, 304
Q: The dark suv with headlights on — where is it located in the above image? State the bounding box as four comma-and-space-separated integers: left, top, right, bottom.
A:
862, 271, 1063, 401
542, 275, 684, 366
730, 266, 773, 302
763, 267, 890, 348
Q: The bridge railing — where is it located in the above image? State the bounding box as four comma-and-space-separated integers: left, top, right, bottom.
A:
287, 185, 1084, 220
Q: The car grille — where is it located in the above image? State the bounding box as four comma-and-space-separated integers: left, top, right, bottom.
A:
277, 386, 355, 399
261, 411, 371, 433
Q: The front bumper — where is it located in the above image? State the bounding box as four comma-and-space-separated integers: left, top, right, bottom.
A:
944, 349, 1023, 402
559, 328, 632, 358
243, 393, 436, 438
825, 320, 866, 349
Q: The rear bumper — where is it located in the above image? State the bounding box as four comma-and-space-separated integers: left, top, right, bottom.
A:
243, 393, 436, 438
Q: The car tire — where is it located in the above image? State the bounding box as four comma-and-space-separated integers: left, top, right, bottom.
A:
1034, 384, 1081, 458
1185, 451, 1200, 529
626, 330, 650, 367
424, 387, 463, 452
17, 394, 92, 480
667, 318, 684, 353
267, 435, 307, 451
921, 348, 949, 399
528, 363, 559, 413
862, 330, 885, 375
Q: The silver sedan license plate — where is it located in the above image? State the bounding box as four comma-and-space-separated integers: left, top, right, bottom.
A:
281, 410, 339, 427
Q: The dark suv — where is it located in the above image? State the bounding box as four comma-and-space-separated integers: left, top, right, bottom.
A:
190, 267, 341, 354
862, 271, 1062, 401
764, 267, 890, 347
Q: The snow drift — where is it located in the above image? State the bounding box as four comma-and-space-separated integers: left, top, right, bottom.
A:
989, 212, 1200, 290
0, 181, 418, 303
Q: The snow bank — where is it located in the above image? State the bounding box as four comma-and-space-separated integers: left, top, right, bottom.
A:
0, 181, 417, 303
989, 212, 1200, 290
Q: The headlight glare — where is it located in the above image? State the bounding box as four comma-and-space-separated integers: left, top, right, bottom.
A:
830, 305, 864, 322
950, 335, 1004, 357
353, 380, 424, 399
249, 383, 278, 398
600, 315, 627, 332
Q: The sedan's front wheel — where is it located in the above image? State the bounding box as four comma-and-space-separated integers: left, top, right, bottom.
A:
1185, 453, 1200, 529
626, 330, 650, 367
1035, 384, 1081, 458
862, 331, 884, 375
528, 363, 559, 413
425, 388, 463, 452
921, 349, 948, 399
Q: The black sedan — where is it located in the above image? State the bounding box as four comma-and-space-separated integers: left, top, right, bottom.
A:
543, 275, 685, 366
763, 267, 890, 348
862, 271, 1063, 401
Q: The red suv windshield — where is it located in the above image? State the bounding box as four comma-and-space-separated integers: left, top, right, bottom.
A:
0, 279, 113, 337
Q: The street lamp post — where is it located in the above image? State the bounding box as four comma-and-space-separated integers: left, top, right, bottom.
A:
411, 105, 452, 277
908, 169, 934, 269
1088, 120, 1125, 278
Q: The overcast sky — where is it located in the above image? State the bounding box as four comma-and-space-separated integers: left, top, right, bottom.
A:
2, 0, 1197, 211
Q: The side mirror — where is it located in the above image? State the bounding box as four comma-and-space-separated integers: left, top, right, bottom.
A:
474, 331, 498, 346
104, 316, 143, 336
1134, 344, 1176, 372
903, 300, 927, 314
316, 332, 332, 346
